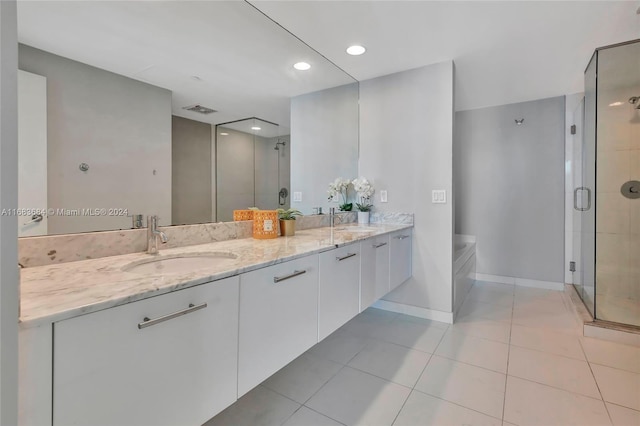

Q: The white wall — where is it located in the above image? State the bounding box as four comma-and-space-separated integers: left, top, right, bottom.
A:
455, 96, 566, 285
18, 44, 172, 234
290, 82, 359, 214
360, 62, 455, 315
0, 0, 19, 423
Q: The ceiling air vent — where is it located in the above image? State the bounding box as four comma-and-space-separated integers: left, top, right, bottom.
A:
183, 104, 217, 114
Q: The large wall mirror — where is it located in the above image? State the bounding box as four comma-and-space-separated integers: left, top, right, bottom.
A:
16, 1, 358, 236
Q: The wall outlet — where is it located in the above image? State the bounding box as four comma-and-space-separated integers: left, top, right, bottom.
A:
432, 190, 446, 204
293, 192, 302, 202
380, 190, 388, 203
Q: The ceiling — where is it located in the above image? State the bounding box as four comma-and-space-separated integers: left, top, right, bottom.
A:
253, 1, 640, 111
17, 0, 640, 120
17, 1, 355, 128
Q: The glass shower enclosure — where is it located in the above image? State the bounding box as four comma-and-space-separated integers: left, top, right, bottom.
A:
573, 39, 640, 328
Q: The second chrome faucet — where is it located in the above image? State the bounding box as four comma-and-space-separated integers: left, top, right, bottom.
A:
147, 215, 168, 254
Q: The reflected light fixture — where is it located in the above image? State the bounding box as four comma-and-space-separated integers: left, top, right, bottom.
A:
609, 101, 624, 107
251, 126, 261, 131
515, 119, 524, 125
293, 62, 311, 71
219, 132, 229, 136
346, 45, 366, 56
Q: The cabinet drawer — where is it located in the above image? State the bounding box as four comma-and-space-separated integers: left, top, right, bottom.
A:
360, 235, 391, 310
319, 243, 361, 340
390, 229, 412, 290
53, 277, 239, 426
238, 255, 319, 397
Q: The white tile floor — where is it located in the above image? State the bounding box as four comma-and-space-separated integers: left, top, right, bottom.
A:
205, 280, 640, 426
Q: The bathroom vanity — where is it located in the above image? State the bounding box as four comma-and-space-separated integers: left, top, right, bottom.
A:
18, 224, 412, 426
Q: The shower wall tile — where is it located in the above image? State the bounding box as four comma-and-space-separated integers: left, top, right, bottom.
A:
631, 201, 640, 235
596, 193, 630, 234
596, 233, 629, 269
597, 150, 630, 193
631, 122, 640, 149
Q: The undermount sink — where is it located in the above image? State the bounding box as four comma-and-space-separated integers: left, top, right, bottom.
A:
334, 226, 378, 233
122, 252, 237, 275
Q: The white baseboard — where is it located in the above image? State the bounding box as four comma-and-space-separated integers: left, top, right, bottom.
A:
373, 300, 453, 324
475, 273, 564, 291
475, 273, 514, 285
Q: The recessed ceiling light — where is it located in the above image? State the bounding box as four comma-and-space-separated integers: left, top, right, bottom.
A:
219, 132, 229, 136
609, 101, 624, 107
346, 45, 366, 56
251, 126, 261, 131
293, 62, 311, 71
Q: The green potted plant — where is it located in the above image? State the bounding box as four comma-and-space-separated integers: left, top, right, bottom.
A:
277, 208, 302, 236
352, 177, 374, 224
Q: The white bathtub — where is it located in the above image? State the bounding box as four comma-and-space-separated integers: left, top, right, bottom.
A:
453, 235, 476, 318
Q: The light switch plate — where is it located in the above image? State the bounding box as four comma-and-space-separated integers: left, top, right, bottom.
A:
293, 192, 302, 202
380, 190, 388, 203
432, 190, 446, 204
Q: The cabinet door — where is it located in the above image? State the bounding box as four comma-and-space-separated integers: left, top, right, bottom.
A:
390, 230, 412, 290
238, 255, 319, 397
54, 277, 239, 426
319, 244, 361, 340
360, 235, 390, 310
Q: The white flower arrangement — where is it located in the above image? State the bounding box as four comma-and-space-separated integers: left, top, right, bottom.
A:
327, 177, 353, 211
352, 177, 374, 212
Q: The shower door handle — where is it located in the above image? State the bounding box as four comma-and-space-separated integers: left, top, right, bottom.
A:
574, 187, 591, 211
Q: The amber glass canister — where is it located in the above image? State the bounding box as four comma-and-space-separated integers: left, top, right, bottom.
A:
233, 209, 255, 221
252, 210, 279, 239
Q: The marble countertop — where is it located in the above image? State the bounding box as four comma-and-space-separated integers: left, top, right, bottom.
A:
20, 223, 412, 328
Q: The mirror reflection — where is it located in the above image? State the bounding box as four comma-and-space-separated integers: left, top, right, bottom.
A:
215, 118, 290, 223
16, 1, 357, 236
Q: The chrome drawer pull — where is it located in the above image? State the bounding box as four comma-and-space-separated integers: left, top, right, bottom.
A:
394, 235, 410, 240
373, 242, 388, 249
336, 253, 357, 261
138, 303, 207, 329
273, 269, 307, 283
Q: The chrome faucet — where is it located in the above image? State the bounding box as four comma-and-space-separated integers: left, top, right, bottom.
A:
147, 215, 168, 254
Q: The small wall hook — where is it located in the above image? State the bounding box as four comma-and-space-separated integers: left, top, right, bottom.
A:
515, 119, 524, 125
79, 163, 89, 172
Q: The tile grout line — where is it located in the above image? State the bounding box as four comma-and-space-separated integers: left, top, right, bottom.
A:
501, 290, 515, 423
577, 337, 615, 425
390, 325, 450, 426
508, 341, 589, 363
410, 387, 505, 423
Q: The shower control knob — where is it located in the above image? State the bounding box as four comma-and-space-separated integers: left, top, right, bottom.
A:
621, 181, 640, 199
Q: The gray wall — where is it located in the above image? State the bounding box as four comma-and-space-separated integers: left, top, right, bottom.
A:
359, 62, 455, 314
454, 96, 565, 283
172, 116, 212, 225
216, 128, 255, 222
290, 82, 359, 214
18, 44, 172, 234
0, 1, 19, 423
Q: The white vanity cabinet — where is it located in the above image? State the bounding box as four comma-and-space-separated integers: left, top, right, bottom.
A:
52, 276, 239, 426
318, 243, 361, 340
390, 229, 412, 290
360, 235, 391, 310
238, 255, 319, 397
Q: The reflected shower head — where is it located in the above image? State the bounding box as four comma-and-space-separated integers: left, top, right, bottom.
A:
274, 141, 286, 150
